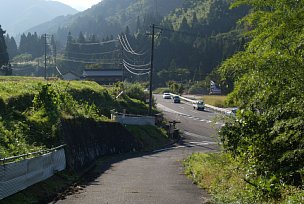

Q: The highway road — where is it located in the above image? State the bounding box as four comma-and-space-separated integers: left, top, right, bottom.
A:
155, 94, 222, 150
52, 95, 222, 204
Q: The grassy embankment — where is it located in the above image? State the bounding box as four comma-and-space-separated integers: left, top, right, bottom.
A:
0, 76, 170, 204
200, 95, 227, 108
183, 94, 303, 203
184, 153, 304, 203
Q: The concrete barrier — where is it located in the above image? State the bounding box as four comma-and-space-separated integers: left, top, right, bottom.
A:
111, 113, 155, 126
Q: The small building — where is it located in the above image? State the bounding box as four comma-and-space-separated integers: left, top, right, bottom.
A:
209, 80, 222, 95
62, 71, 81, 81
82, 69, 123, 85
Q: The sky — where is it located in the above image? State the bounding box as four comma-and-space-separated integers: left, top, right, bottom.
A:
52, 0, 102, 11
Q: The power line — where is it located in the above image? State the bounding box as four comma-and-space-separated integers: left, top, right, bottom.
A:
123, 63, 150, 76
63, 56, 119, 62
123, 61, 150, 71
118, 34, 147, 56
123, 34, 146, 55
57, 58, 119, 65
64, 49, 120, 56
123, 59, 150, 68
55, 66, 63, 77
118, 35, 134, 54
71, 39, 118, 45
155, 25, 204, 37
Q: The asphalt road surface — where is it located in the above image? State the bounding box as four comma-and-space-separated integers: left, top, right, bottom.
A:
52, 95, 222, 204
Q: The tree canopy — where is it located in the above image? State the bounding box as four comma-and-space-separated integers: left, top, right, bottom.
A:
219, 0, 304, 194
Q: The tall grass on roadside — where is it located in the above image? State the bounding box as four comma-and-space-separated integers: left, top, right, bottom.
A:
201, 95, 227, 108
184, 153, 304, 203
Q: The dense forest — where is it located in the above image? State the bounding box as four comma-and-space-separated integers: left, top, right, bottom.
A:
8, 0, 248, 91
0, 25, 10, 75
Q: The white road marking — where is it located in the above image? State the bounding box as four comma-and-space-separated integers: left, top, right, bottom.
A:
189, 141, 218, 145
157, 102, 225, 126
183, 131, 215, 141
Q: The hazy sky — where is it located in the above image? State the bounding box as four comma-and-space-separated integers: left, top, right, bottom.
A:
52, 0, 101, 11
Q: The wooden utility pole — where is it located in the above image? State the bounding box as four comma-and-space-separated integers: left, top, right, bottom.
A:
44, 33, 47, 80
149, 24, 155, 116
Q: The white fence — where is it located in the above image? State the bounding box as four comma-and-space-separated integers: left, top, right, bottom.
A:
0, 146, 66, 200
111, 112, 155, 126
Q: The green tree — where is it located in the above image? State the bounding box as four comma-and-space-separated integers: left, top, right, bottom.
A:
219, 0, 304, 193
0, 25, 9, 67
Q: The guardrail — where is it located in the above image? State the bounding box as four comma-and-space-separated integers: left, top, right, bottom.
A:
0, 145, 66, 165
111, 112, 156, 126
169, 93, 229, 114
0, 145, 66, 200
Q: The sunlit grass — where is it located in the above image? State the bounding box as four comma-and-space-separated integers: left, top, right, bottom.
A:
184, 153, 304, 203
201, 95, 227, 107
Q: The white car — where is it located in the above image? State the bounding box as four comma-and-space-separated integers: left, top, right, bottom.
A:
193, 100, 205, 110
162, 92, 171, 99
226, 107, 238, 117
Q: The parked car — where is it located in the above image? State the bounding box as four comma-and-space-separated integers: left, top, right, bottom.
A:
172, 95, 180, 103
193, 100, 205, 110
163, 92, 171, 99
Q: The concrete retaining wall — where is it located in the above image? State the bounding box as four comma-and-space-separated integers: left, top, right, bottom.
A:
111, 113, 155, 126
61, 118, 142, 173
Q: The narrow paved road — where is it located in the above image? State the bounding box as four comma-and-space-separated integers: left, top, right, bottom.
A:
53, 95, 221, 204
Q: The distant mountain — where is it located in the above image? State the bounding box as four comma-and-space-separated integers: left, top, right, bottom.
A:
0, 0, 78, 36
27, 0, 183, 42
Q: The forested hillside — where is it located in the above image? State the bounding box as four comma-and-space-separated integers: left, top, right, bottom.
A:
154, 0, 248, 87
28, 0, 183, 42
16, 0, 248, 88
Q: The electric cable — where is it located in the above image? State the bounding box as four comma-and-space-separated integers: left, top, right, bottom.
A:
123, 61, 150, 71
123, 63, 150, 76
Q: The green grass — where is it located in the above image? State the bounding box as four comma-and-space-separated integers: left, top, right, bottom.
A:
153, 87, 170, 94
184, 152, 304, 203
201, 95, 227, 108
125, 125, 169, 151
0, 76, 151, 158
0, 125, 171, 204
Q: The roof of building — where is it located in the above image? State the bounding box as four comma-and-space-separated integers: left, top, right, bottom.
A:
83, 69, 123, 77
62, 71, 80, 77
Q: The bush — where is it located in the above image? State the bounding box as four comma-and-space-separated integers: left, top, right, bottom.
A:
124, 82, 148, 103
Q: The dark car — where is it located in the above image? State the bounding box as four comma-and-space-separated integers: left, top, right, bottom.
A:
172, 96, 180, 103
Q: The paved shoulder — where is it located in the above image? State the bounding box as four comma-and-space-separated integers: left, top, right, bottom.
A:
54, 148, 210, 204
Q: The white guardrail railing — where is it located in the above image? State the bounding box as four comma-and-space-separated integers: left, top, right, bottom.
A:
169, 93, 230, 114
0, 145, 66, 200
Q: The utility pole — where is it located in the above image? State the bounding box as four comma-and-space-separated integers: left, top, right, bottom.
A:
44, 33, 47, 80
54, 43, 57, 66
149, 24, 155, 116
